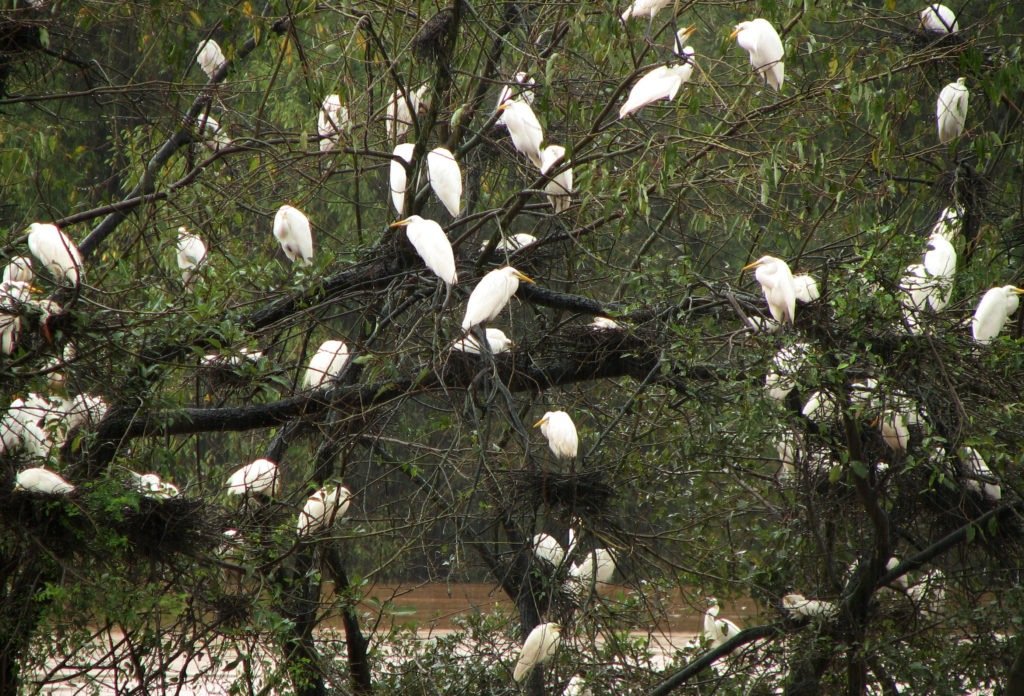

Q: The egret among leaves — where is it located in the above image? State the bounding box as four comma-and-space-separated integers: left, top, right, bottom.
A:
426, 147, 462, 217
304, 340, 352, 389
318, 94, 350, 152
513, 623, 562, 683
497, 100, 544, 167
27, 223, 83, 287
226, 458, 280, 497
297, 485, 352, 536
619, 27, 696, 119
743, 255, 796, 324
937, 78, 968, 144
176, 226, 207, 286
533, 410, 579, 460
730, 19, 785, 91
920, 4, 958, 34
461, 266, 534, 329
196, 39, 226, 79
972, 286, 1024, 344
390, 216, 458, 286
539, 145, 573, 214
273, 205, 314, 266
390, 143, 415, 215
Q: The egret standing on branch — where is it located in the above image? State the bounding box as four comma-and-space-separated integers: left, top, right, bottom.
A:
730, 19, 785, 91
273, 205, 314, 266
495, 71, 536, 127
304, 340, 352, 389
297, 485, 352, 536
497, 100, 544, 167
539, 145, 573, 214
386, 85, 429, 141
620, 0, 670, 23
318, 94, 350, 152
196, 39, 226, 79
226, 459, 280, 497
390, 143, 415, 215
27, 223, 83, 287
937, 78, 968, 144
426, 147, 462, 217
619, 27, 696, 119
972, 286, 1024, 344
176, 226, 207, 286
461, 266, 535, 329
920, 4, 958, 34
534, 410, 579, 460
513, 623, 562, 683
743, 255, 796, 324
390, 216, 458, 287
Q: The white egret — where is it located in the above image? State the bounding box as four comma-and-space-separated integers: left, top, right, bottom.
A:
782, 593, 838, 619
937, 78, 968, 144
972, 286, 1023, 344
390, 216, 458, 286
318, 94, 349, 152
920, 4, 958, 34
802, 390, 838, 425
3, 395, 53, 458
129, 471, 180, 499
743, 255, 796, 324
877, 411, 909, 452
747, 316, 781, 333
297, 485, 352, 536
886, 556, 909, 590
532, 528, 576, 567
793, 274, 820, 303
764, 342, 809, 401
0, 280, 29, 355
3, 257, 32, 284
590, 316, 622, 330
931, 206, 962, 241
273, 205, 314, 266
539, 145, 573, 214
461, 266, 534, 329
923, 233, 956, 311
27, 223, 83, 287
426, 147, 462, 217
452, 328, 512, 354
386, 85, 429, 141
497, 100, 544, 167
618, 47, 695, 119
569, 548, 616, 589
198, 113, 230, 151
226, 458, 279, 497
14, 467, 75, 495
961, 446, 1001, 501
481, 233, 538, 253
304, 339, 351, 389
390, 143, 415, 215
176, 226, 207, 285
899, 263, 930, 332
563, 675, 590, 696
533, 410, 579, 460
513, 622, 561, 683
907, 569, 946, 614
196, 39, 227, 79
730, 19, 785, 91
620, 0, 670, 22
63, 393, 108, 432
496, 72, 536, 127
703, 598, 742, 649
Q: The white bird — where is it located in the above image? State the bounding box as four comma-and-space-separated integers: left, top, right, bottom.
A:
129, 471, 180, 499
618, 49, 695, 119
899, 263, 931, 332
743, 255, 796, 324
0, 280, 29, 355
937, 78, 968, 144
481, 233, 538, 253
497, 100, 544, 167
461, 266, 535, 329
318, 94, 349, 153
297, 485, 352, 536
731, 19, 785, 91
14, 467, 75, 495
802, 390, 838, 425
226, 458, 280, 497
972, 286, 1024, 344
3, 394, 53, 458
703, 598, 742, 648
961, 446, 1001, 501
452, 328, 512, 354
196, 39, 227, 79
563, 675, 591, 696
590, 316, 622, 330
532, 528, 576, 567
198, 113, 230, 151
931, 206, 962, 241
426, 147, 462, 217
620, 0, 670, 22
782, 593, 838, 619
569, 548, 616, 588
764, 342, 810, 401
792, 274, 820, 303
27, 223, 83, 287
885, 556, 909, 590
533, 410, 579, 460
878, 411, 910, 452
304, 339, 351, 389
513, 623, 562, 683
273, 205, 314, 266
63, 393, 108, 432
496, 72, 536, 128
176, 226, 207, 285
386, 85, 429, 141
920, 4, 958, 34
390, 143, 415, 215
923, 233, 956, 311
3, 257, 32, 284
390, 216, 457, 286
539, 145, 573, 214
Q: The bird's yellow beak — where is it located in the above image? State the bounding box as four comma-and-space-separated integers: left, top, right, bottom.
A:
1014, 288, 1024, 294
514, 271, 535, 284
390, 219, 411, 228
741, 260, 762, 272
497, 102, 510, 112
682, 25, 697, 37
729, 26, 741, 39
532, 417, 548, 428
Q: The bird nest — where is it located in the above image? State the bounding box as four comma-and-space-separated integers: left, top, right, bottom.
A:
500, 469, 614, 517
411, 3, 466, 62
118, 496, 213, 561
0, 484, 85, 558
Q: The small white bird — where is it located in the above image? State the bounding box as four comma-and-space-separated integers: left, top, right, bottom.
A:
730, 19, 785, 91
899, 263, 930, 333
620, 0, 670, 22
452, 328, 512, 354
273, 205, 314, 266
386, 85, 429, 141
226, 458, 280, 497
304, 339, 351, 389
562, 675, 590, 696
533, 410, 579, 460
792, 274, 820, 303
961, 446, 1001, 501
3, 257, 32, 284
297, 485, 352, 536
937, 78, 968, 144
426, 147, 462, 217
920, 4, 958, 34
539, 145, 573, 214
197, 113, 230, 151
619, 49, 696, 119
569, 548, 616, 589
703, 598, 742, 649
129, 471, 180, 499
764, 342, 810, 401
176, 226, 207, 286
931, 206, 962, 241
802, 390, 838, 425
461, 266, 535, 329
481, 233, 538, 253
885, 556, 909, 590
972, 286, 1024, 344
27, 223, 83, 287
497, 100, 544, 167
922, 233, 957, 311
743, 255, 796, 324
496, 72, 536, 126
878, 411, 910, 452
318, 94, 350, 152
782, 593, 838, 619
196, 39, 227, 79
390, 216, 458, 286
0, 280, 29, 355
14, 467, 75, 495
390, 143, 415, 216
513, 623, 562, 683
532, 528, 576, 567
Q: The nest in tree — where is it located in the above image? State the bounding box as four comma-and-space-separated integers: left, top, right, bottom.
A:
0, 485, 85, 558
119, 496, 210, 561
502, 469, 614, 517
411, 2, 466, 63
209, 593, 253, 628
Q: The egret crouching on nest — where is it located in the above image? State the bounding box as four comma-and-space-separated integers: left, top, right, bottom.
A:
513, 623, 562, 683
297, 485, 352, 536
226, 459, 279, 497
14, 467, 75, 495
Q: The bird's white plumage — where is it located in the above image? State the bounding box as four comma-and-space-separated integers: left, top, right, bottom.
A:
27, 223, 83, 287
498, 101, 544, 167
591, 316, 622, 330
273, 205, 314, 266
0, 280, 29, 355
937, 78, 968, 144
570, 548, 616, 587
563, 675, 590, 696
390, 143, 415, 215
176, 226, 207, 285
426, 148, 462, 217
452, 328, 512, 354
972, 286, 1023, 344
931, 206, 962, 241
129, 470, 180, 499
532, 533, 567, 567
539, 145, 573, 214
3, 257, 32, 284
496, 72, 536, 127
461, 266, 534, 329
226, 458, 279, 496
481, 233, 538, 253
297, 485, 352, 536
792, 274, 819, 303
744, 255, 796, 324
14, 467, 75, 495
731, 19, 785, 91
318, 94, 350, 152
619, 60, 695, 119
782, 593, 837, 619
703, 599, 742, 648
197, 113, 230, 151
513, 623, 562, 683
386, 85, 429, 141
920, 4, 958, 34
391, 216, 457, 286
878, 411, 909, 452
534, 410, 579, 460
196, 39, 226, 79
304, 340, 351, 389
764, 342, 809, 401
620, 0, 670, 21
922, 233, 956, 311
961, 447, 1001, 501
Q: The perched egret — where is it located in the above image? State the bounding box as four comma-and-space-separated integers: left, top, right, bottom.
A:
196, 39, 227, 79
877, 411, 909, 452
129, 471, 180, 499
513, 623, 562, 683
534, 410, 579, 460
481, 233, 538, 253
426, 147, 462, 217
0, 280, 29, 355
972, 286, 1024, 343
304, 340, 351, 389
297, 485, 352, 536
782, 593, 838, 619
620, 0, 670, 22
3, 394, 53, 458
532, 528, 576, 567
14, 467, 75, 495
764, 342, 810, 401
618, 47, 695, 119
3, 257, 32, 284
273, 205, 314, 266
703, 598, 742, 649
539, 145, 573, 214
176, 226, 207, 286
920, 4, 958, 34
730, 19, 785, 91
563, 675, 590, 696
386, 85, 429, 141
27, 223, 83, 287
923, 233, 956, 311
495, 72, 536, 116
792, 274, 820, 303
931, 206, 962, 241
390, 216, 458, 286
452, 328, 512, 354
569, 548, 616, 588
937, 78, 968, 144
886, 556, 909, 590
390, 143, 415, 215
497, 100, 544, 167
318, 94, 349, 152
461, 266, 535, 329
64, 393, 108, 431
961, 446, 1001, 501
776, 430, 799, 478
743, 255, 796, 324
802, 390, 838, 425
899, 264, 930, 332
197, 113, 230, 151
226, 458, 279, 497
